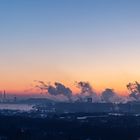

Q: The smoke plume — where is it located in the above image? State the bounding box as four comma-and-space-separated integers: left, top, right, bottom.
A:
75, 81, 98, 102
101, 88, 119, 103
76, 81, 95, 96
126, 81, 140, 100
35, 81, 72, 100
33, 80, 140, 103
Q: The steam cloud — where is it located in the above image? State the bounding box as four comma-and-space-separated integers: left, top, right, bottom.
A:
101, 88, 118, 103
127, 81, 140, 100
34, 80, 140, 103
76, 81, 95, 96
48, 83, 72, 97
35, 81, 72, 100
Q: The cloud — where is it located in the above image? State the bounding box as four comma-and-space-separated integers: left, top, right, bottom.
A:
101, 88, 118, 103
35, 81, 72, 100
76, 81, 95, 96
126, 81, 140, 100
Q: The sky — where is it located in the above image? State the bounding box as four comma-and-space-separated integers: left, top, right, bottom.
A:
0, 0, 140, 95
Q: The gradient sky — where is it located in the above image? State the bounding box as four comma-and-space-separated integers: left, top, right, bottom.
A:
0, 0, 140, 94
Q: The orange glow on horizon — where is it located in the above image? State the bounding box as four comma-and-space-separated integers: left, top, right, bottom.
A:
0, 80, 129, 96
0, 68, 137, 96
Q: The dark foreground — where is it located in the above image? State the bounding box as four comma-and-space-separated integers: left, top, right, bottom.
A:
0, 113, 140, 140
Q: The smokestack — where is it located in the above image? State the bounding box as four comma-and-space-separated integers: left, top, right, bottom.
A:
0, 91, 2, 103
14, 96, 17, 102
3, 90, 6, 99
3, 90, 6, 103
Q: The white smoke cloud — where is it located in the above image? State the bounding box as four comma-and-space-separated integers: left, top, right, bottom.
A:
35, 81, 72, 100
101, 88, 120, 103
75, 81, 99, 102
33, 80, 140, 103
126, 81, 140, 100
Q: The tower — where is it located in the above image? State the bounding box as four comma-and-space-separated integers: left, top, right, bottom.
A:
3, 90, 6, 102
3, 90, 6, 99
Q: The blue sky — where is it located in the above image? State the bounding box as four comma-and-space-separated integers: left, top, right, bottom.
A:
0, 0, 140, 94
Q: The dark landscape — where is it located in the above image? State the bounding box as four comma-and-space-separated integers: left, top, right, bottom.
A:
0, 112, 140, 140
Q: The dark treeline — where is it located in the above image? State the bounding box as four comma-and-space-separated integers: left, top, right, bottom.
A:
0, 114, 140, 140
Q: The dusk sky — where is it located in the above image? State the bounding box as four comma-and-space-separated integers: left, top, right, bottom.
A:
0, 0, 140, 94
